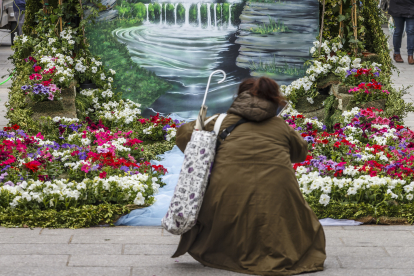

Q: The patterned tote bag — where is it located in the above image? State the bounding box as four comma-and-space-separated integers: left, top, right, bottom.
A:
161, 114, 227, 235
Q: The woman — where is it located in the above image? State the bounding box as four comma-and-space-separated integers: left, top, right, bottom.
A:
172, 77, 326, 275
388, 0, 414, 64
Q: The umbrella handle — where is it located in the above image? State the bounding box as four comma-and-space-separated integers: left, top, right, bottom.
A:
201, 70, 226, 107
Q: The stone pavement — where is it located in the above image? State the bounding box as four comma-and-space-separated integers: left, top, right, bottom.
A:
385, 28, 414, 129
0, 225, 414, 276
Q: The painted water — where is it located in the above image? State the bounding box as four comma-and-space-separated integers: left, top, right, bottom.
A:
114, 1, 247, 119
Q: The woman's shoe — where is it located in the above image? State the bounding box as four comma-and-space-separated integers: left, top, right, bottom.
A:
409, 55, 414, 65
394, 54, 404, 63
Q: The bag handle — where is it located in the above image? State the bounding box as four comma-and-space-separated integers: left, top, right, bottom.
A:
204, 114, 218, 126
214, 114, 227, 135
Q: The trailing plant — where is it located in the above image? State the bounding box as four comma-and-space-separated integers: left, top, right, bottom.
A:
323, 95, 337, 131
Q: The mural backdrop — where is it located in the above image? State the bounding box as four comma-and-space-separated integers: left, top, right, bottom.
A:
86, 0, 319, 119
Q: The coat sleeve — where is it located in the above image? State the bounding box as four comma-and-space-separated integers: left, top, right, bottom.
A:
175, 120, 196, 152
287, 125, 308, 163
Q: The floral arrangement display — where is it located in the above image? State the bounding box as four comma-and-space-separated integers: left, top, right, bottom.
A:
0, 122, 172, 211
348, 80, 389, 104
280, 106, 414, 222
20, 55, 63, 102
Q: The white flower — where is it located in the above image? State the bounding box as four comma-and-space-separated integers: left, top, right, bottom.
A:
100, 73, 106, 80
92, 67, 97, 73
307, 97, 314, 104
109, 69, 116, 75
108, 77, 113, 82
319, 194, 330, 206
407, 194, 414, 201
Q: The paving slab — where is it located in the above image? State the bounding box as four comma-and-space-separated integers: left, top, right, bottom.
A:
68, 253, 195, 267
70, 234, 180, 244
41, 226, 163, 236
0, 234, 72, 244
124, 244, 179, 255
0, 254, 69, 267
0, 243, 122, 255
0, 266, 132, 276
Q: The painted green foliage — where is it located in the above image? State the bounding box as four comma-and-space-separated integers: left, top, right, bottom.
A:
86, 20, 171, 108
114, 1, 240, 26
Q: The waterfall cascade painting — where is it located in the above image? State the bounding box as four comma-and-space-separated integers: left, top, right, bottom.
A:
85, 0, 319, 119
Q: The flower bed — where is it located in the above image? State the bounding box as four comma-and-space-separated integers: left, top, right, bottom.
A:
283, 106, 414, 223
0, 112, 183, 228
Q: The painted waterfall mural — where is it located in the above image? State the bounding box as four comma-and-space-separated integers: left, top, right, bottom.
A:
85, 0, 319, 119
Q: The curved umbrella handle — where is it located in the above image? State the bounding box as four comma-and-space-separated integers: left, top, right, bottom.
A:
201, 70, 226, 107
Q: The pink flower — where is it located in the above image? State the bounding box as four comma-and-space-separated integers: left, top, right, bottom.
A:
81, 164, 90, 173
48, 93, 54, 101
36, 132, 44, 140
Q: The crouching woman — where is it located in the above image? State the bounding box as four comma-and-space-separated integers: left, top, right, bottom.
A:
173, 77, 326, 275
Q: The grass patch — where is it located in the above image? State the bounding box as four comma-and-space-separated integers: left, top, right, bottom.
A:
250, 16, 290, 34
249, 57, 307, 76
249, 17, 289, 34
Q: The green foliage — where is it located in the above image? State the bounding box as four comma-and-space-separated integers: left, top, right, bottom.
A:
148, 3, 155, 22
249, 17, 289, 34
177, 4, 185, 23
323, 95, 338, 131
132, 2, 147, 19
141, 140, 176, 161
0, 204, 131, 228
319, 0, 394, 74
383, 85, 414, 119
86, 19, 171, 109
248, 0, 285, 3
22, 0, 43, 35
189, 4, 197, 23
222, 3, 229, 23
360, 0, 394, 75
307, 197, 414, 224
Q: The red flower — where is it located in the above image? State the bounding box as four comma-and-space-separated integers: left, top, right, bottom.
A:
12, 124, 20, 130
23, 161, 42, 172
42, 79, 52, 86
34, 66, 42, 72
99, 171, 107, 179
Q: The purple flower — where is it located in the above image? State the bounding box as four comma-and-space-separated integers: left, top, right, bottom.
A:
346, 70, 352, 77
78, 152, 87, 160
120, 166, 129, 173
303, 136, 314, 143
4, 181, 14, 187
21, 85, 31, 90
351, 68, 358, 73
373, 72, 380, 77
162, 125, 171, 131
91, 165, 100, 171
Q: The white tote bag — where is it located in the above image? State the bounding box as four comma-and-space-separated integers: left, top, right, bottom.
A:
161, 114, 227, 235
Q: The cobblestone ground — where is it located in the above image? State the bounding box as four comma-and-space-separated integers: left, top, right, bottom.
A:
1, 29, 414, 276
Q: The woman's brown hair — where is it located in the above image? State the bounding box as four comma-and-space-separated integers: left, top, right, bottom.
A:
237, 77, 286, 105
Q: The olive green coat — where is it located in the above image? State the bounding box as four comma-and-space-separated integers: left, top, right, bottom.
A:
173, 92, 326, 275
